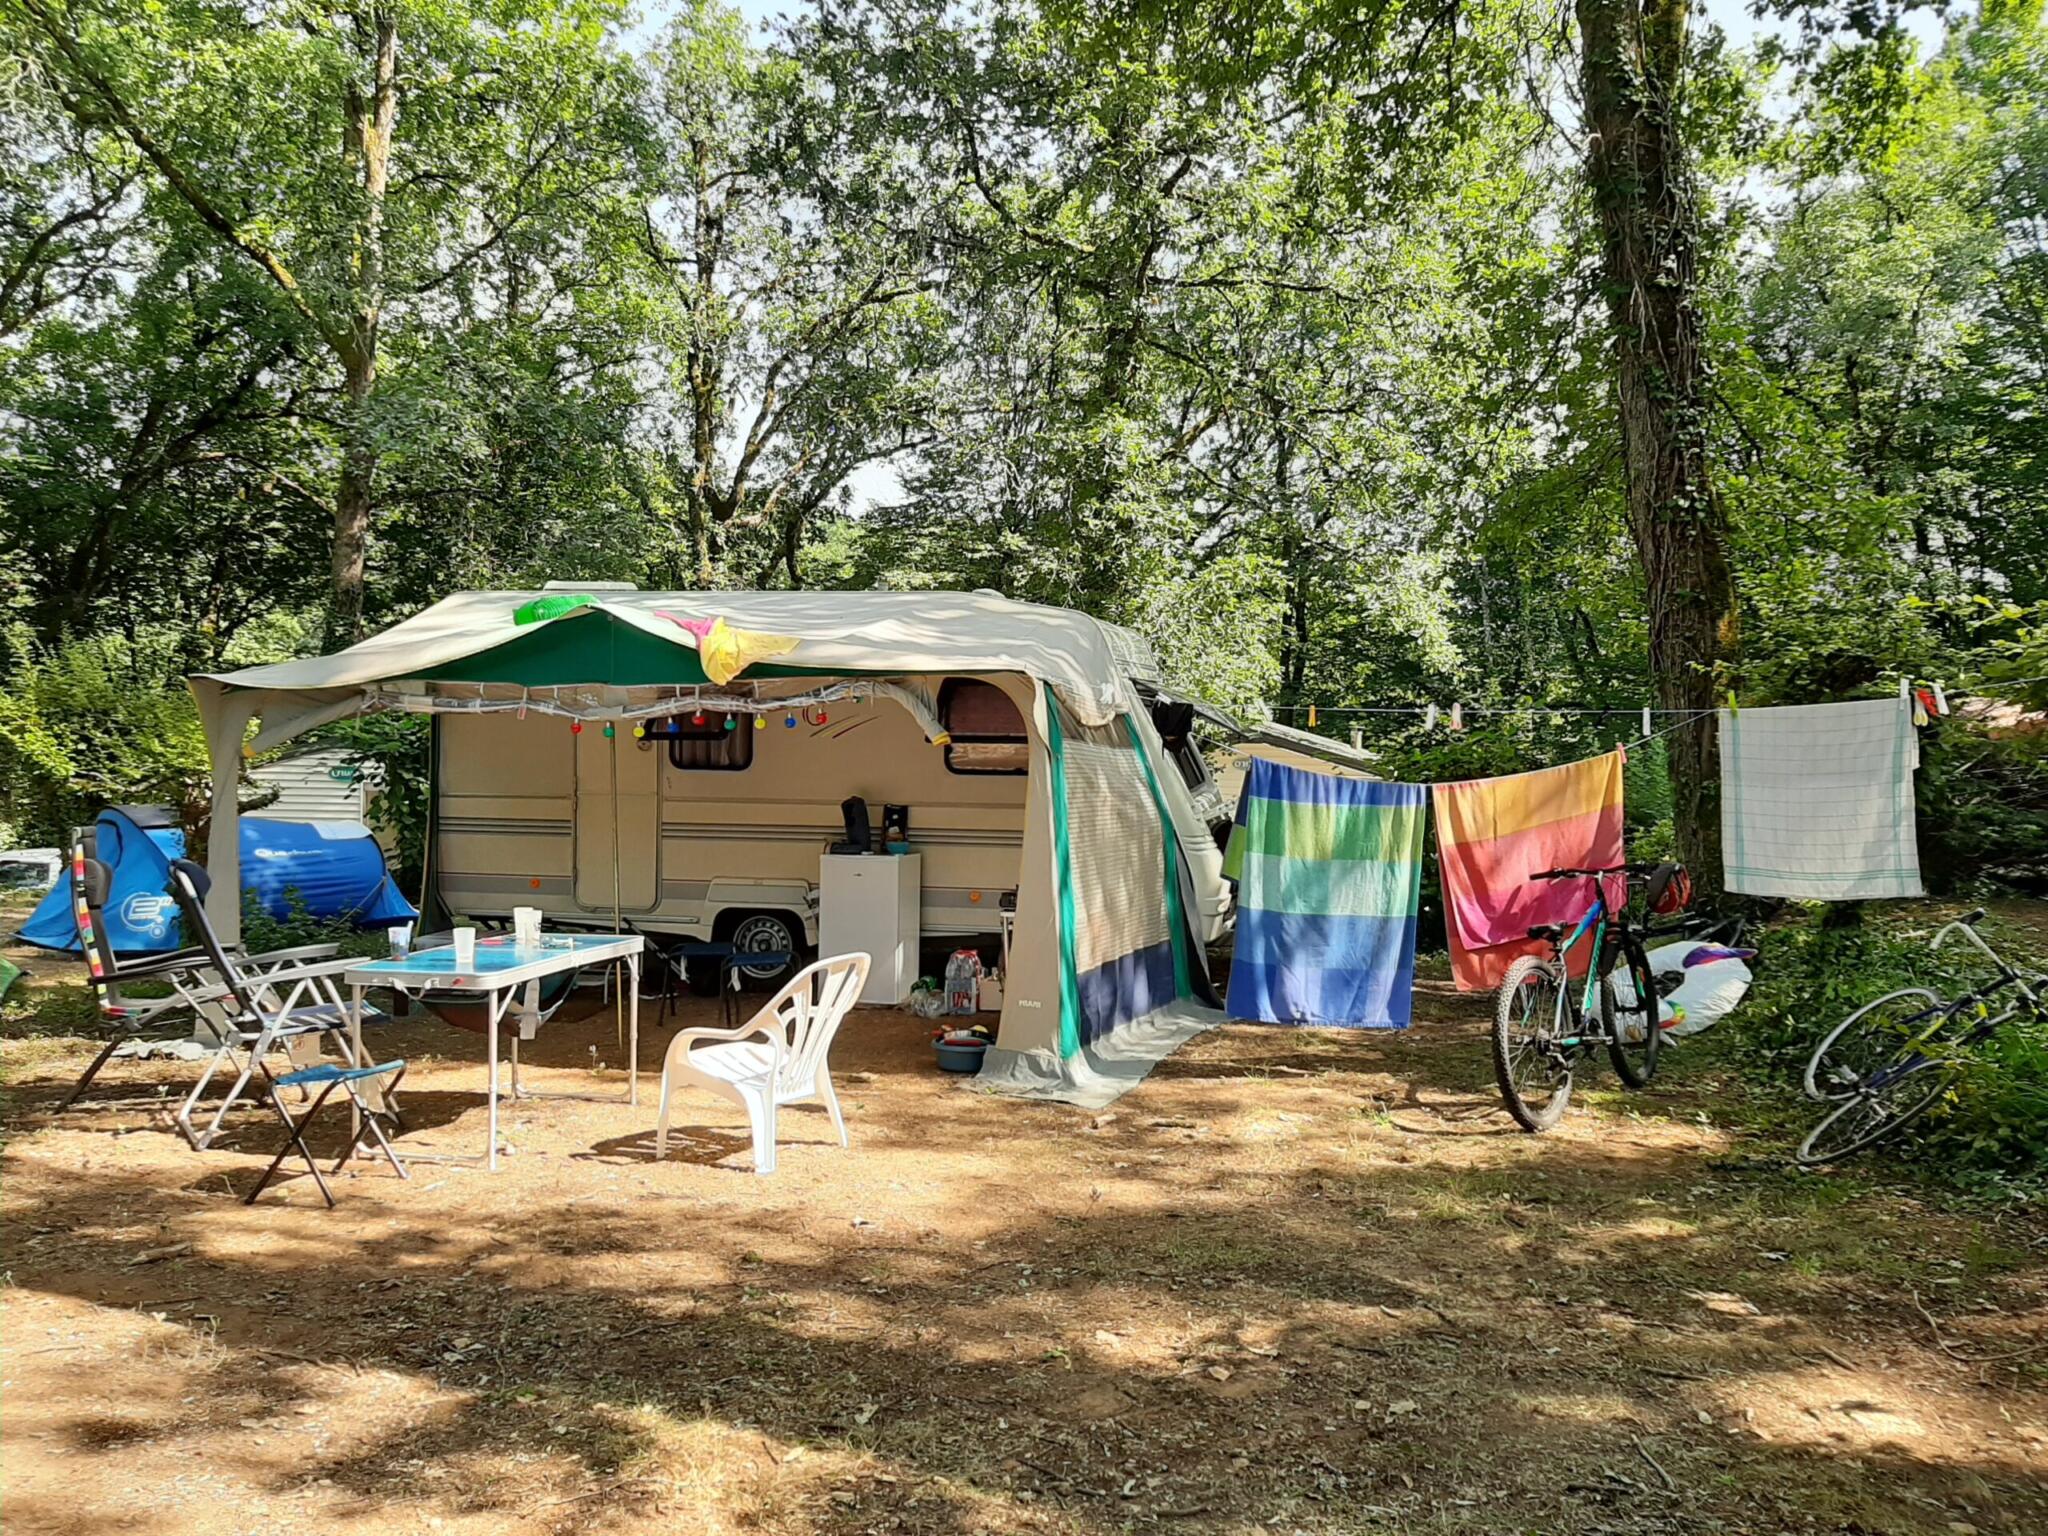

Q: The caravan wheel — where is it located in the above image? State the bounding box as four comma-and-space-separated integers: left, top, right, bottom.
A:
728, 911, 802, 987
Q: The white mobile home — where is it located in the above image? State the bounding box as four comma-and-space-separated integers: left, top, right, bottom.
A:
191, 588, 1231, 1104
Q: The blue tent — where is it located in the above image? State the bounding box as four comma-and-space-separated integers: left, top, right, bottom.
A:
17, 806, 416, 955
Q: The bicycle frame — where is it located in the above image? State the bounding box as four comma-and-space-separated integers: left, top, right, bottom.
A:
1864, 921, 2043, 1091
1542, 885, 1612, 1044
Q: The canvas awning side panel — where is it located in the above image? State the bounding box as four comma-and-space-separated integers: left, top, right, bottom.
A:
979, 686, 1221, 1107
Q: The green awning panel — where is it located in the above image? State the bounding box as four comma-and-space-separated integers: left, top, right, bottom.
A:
412, 611, 840, 688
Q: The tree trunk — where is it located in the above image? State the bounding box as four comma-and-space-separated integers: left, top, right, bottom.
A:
332, 345, 376, 643
1577, 0, 1738, 890
328, 10, 398, 645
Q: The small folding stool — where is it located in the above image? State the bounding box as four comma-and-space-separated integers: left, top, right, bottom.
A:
247, 1059, 410, 1207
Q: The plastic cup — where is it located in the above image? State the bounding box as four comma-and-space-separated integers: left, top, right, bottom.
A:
452, 926, 477, 966
388, 924, 412, 962
513, 906, 541, 949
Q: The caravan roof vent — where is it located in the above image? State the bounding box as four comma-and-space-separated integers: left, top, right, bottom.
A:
542, 580, 638, 592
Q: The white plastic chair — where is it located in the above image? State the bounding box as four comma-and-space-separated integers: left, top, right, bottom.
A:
654, 952, 870, 1174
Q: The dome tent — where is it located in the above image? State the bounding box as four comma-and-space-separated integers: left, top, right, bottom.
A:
17, 806, 415, 955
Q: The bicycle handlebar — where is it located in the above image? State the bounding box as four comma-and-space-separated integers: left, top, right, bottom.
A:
1528, 862, 1660, 882
1529, 864, 1625, 881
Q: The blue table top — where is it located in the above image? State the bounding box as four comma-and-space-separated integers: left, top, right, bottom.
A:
344, 932, 642, 990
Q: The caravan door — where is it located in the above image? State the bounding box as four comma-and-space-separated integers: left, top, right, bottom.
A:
575, 729, 659, 911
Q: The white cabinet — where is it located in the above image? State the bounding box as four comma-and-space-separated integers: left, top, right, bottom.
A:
819, 853, 921, 1005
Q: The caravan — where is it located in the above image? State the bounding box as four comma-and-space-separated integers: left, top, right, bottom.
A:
190, 587, 1237, 1103
433, 674, 1221, 974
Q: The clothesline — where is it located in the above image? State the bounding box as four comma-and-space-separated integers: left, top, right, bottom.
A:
1286, 675, 2045, 728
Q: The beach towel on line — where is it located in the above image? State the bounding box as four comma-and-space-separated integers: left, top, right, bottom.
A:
1222, 760, 1427, 1028
1720, 697, 1923, 900
1432, 750, 1626, 992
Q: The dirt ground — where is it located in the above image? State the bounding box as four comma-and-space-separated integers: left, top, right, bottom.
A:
3, 921, 2044, 1536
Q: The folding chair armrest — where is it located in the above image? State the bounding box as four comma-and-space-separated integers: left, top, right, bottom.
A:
244, 942, 342, 968
243, 956, 361, 986
107, 948, 215, 983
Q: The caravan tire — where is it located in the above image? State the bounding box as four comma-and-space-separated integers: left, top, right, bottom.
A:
724, 911, 803, 989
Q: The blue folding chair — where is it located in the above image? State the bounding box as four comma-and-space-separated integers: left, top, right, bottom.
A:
247, 1059, 410, 1207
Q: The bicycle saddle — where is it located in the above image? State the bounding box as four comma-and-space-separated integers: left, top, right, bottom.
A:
1526, 923, 1565, 942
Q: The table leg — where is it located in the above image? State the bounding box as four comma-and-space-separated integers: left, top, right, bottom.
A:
349, 982, 366, 1135
487, 986, 500, 1173
628, 951, 641, 1107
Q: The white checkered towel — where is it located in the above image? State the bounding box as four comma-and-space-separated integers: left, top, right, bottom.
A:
1719, 697, 1923, 900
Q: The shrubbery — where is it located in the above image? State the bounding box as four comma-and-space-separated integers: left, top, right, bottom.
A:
0, 626, 213, 848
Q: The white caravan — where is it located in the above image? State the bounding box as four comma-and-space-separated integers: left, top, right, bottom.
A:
424, 614, 1238, 976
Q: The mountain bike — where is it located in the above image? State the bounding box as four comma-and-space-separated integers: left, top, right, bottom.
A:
1490, 863, 1672, 1131
1796, 909, 2045, 1166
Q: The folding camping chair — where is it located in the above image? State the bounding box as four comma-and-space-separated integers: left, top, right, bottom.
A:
161, 859, 390, 1150
59, 844, 343, 1112
245, 1058, 409, 1207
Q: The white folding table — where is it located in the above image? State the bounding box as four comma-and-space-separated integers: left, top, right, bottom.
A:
344, 932, 643, 1171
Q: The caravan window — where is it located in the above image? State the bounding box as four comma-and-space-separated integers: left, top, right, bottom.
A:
940, 679, 1028, 775
662, 714, 754, 772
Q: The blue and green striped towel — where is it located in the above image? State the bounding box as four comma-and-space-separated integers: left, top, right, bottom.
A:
1222, 760, 1427, 1028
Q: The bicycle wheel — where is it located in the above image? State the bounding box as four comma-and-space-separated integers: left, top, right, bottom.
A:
1795, 1058, 1955, 1166
1604, 936, 1660, 1088
1803, 989, 1944, 1102
1492, 954, 1573, 1132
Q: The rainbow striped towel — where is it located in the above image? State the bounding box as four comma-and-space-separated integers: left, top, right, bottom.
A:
1222, 761, 1427, 1028
1432, 750, 1627, 991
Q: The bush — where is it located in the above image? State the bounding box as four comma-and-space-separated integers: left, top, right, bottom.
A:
238, 886, 387, 961
1729, 905, 2048, 1190
1917, 716, 2048, 895
0, 626, 213, 848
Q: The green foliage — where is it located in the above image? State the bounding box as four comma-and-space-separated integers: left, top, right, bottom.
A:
237, 885, 386, 961
1917, 717, 2048, 895
324, 713, 433, 893
0, 626, 212, 847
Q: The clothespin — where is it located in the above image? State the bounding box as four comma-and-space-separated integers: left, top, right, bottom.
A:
1898, 676, 1911, 702
1725, 689, 1739, 717
1913, 687, 1936, 727
1423, 703, 1439, 731
1641, 705, 1652, 740
1349, 727, 1364, 751
1933, 683, 1949, 716
1307, 703, 1319, 727
1449, 703, 1464, 732
517, 687, 529, 721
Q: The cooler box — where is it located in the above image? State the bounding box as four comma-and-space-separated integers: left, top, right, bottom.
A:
819, 853, 921, 1005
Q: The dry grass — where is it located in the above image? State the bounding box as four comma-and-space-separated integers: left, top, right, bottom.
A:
3, 919, 2045, 1536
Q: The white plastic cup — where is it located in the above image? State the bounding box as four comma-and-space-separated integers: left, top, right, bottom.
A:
452, 926, 477, 966
513, 906, 541, 949
388, 924, 413, 961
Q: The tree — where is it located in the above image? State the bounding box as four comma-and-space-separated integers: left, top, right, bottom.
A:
9, 0, 647, 639
1576, 0, 1738, 886
634, 1, 948, 587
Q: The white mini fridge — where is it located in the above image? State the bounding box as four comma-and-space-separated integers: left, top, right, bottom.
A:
819, 853, 921, 1005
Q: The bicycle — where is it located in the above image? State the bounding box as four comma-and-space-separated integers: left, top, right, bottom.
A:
1490, 862, 1678, 1131
1795, 909, 2044, 1166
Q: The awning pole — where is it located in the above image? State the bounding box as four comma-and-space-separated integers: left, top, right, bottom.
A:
610, 723, 624, 1057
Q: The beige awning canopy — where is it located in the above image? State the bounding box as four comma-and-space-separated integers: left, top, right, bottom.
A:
194, 588, 1142, 741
